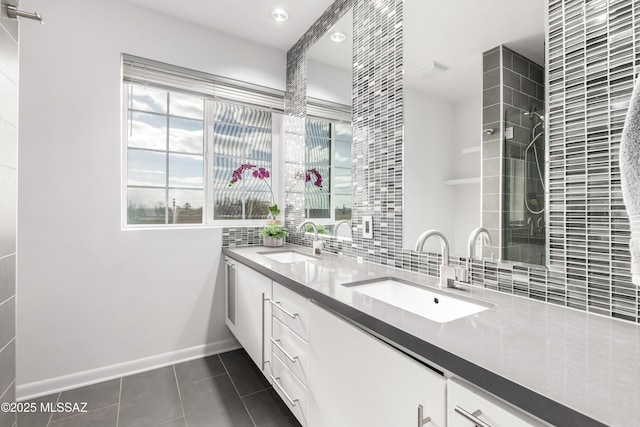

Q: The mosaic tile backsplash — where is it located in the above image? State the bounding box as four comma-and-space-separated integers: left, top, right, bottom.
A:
225, 0, 640, 324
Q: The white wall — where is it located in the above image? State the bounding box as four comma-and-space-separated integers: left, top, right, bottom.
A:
307, 60, 351, 106
403, 90, 482, 256
17, 0, 286, 398
452, 96, 482, 256
403, 89, 455, 253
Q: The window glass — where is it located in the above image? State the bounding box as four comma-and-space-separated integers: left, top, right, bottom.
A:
125, 83, 275, 226
212, 102, 273, 221
305, 118, 352, 221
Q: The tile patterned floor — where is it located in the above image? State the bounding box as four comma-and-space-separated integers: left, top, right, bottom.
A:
17, 349, 300, 427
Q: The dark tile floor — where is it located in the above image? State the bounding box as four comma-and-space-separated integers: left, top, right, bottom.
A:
17, 349, 300, 427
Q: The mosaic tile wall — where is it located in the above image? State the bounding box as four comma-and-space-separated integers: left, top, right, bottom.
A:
225, 0, 640, 324
545, 0, 637, 320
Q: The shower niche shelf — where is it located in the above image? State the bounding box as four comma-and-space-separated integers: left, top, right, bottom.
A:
461, 146, 481, 155
443, 177, 480, 186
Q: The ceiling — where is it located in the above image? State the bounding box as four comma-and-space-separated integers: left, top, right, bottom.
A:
120, 0, 336, 51
307, 9, 353, 72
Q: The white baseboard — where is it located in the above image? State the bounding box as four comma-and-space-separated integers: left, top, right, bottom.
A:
16, 338, 241, 401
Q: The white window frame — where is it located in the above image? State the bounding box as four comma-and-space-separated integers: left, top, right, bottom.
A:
304, 117, 352, 226
121, 56, 284, 229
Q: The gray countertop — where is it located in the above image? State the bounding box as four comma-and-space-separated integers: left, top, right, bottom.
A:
223, 245, 640, 427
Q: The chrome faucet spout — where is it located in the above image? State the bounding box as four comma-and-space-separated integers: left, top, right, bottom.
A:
467, 227, 492, 259
415, 230, 461, 286
298, 220, 318, 240
298, 220, 324, 255
415, 230, 450, 266
333, 220, 352, 237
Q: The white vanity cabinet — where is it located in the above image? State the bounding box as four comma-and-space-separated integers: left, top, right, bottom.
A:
307, 301, 447, 427
447, 378, 547, 427
224, 258, 271, 371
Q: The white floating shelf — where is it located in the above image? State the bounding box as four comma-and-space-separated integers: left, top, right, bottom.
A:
461, 146, 481, 155
443, 177, 481, 186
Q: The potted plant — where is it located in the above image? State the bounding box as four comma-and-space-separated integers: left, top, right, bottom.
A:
259, 224, 289, 247
305, 224, 328, 234
229, 163, 280, 223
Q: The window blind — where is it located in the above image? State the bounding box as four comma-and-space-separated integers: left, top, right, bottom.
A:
122, 54, 284, 112
307, 98, 352, 123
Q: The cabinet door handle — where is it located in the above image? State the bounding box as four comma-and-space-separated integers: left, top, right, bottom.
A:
271, 338, 299, 363
455, 406, 492, 427
417, 404, 432, 425
270, 375, 299, 406
269, 300, 299, 319
261, 292, 267, 370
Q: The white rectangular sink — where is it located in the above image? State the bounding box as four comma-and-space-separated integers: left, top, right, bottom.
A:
345, 278, 491, 323
260, 250, 317, 264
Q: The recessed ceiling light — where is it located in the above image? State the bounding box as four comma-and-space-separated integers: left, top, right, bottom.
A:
329, 31, 347, 43
270, 8, 289, 22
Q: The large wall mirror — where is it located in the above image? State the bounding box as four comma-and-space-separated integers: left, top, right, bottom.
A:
304, 10, 354, 240
403, 0, 547, 266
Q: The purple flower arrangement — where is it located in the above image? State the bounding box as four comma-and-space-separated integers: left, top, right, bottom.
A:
306, 168, 324, 189
229, 163, 279, 219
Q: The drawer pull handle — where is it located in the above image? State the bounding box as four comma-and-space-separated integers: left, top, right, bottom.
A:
261, 292, 268, 370
455, 406, 491, 427
270, 375, 299, 406
271, 338, 299, 363
270, 300, 299, 319
417, 404, 432, 425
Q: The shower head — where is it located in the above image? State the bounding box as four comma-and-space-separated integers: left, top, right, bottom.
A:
524, 109, 545, 122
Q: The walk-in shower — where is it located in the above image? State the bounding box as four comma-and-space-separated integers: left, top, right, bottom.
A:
502, 104, 546, 265
498, 49, 546, 266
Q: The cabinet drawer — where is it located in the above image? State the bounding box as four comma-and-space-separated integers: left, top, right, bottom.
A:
272, 317, 308, 384
447, 378, 547, 427
272, 282, 308, 340
271, 353, 308, 426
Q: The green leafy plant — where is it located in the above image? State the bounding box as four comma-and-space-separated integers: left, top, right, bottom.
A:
259, 224, 289, 240
305, 224, 328, 235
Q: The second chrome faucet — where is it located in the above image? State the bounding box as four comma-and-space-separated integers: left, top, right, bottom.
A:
415, 227, 494, 287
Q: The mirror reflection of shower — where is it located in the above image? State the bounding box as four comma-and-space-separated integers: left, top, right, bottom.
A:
496, 45, 546, 266
524, 108, 545, 215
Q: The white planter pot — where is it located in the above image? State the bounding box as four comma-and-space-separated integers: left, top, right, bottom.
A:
263, 236, 284, 247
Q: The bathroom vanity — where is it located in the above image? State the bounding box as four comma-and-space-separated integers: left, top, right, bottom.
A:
222, 246, 639, 427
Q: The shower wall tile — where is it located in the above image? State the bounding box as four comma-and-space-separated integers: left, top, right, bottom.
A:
224, 0, 640, 325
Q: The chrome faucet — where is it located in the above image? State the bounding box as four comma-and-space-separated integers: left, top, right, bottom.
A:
415, 230, 458, 287
526, 217, 534, 235
297, 220, 324, 255
333, 220, 352, 238
467, 227, 491, 260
